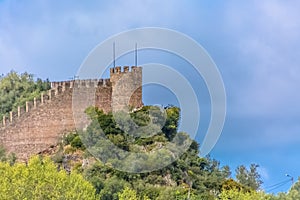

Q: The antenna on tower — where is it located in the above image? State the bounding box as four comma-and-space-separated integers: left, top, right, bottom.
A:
113, 42, 116, 68
135, 43, 138, 67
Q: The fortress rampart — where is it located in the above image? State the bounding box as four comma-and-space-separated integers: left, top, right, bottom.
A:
0, 66, 142, 160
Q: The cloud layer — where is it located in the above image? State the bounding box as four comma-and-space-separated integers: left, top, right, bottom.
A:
1, 0, 300, 193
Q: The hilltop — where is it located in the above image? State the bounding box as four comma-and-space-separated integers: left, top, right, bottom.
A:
0, 71, 299, 199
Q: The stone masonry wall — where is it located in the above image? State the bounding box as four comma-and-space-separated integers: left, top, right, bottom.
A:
0, 66, 142, 161
0, 86, 75, 160
110, 66, 143, 111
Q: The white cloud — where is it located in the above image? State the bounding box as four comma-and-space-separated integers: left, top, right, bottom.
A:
259, 0, 300, 39
1, 0, 300, 117
223, 0, 300, 117
0, 0, 189, 78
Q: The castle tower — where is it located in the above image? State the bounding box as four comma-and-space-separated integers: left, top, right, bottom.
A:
0, 66, 143, 160
110, 66, 143, 111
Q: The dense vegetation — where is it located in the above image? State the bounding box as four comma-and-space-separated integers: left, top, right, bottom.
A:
49, 106, 298, 199
0, 156, 97, 200
0, 71, 299, 199
0, 71, 50, 119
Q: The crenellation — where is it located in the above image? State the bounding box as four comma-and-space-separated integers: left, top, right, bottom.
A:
48, 90, 52, 100
131, 66, 137, 71
69, 81, 74, 88
92, 79, 98, 87
2, 116, 5, 127
87, 79, 93, 88
115, 66, 121, 73
62, 82, 66, 91
110, 68, 114, 74
51, 82, 56, 88
109, 66, 143, 74
131, 66, 142, 72
59, 86, 63, 94
54, 87, 59, 95
74, 80, 80, 88
34, 98, 37, 108
80, 80, 86, 88
98, 79, 103, 86
26, 101, 29, 112
50, 79, 118, 90
18, 106, 21, 117
124, 66, 129, 72
98, 78, 111, 87
0, 66, 143, 160
104, 78, 110, 86
1, 96, 48, 129
41, 93, 44, 104
10, 112, 13, 123
89, 79, 95, 88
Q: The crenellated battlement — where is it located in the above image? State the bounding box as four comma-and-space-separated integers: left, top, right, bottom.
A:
0, 68, 142, 129
0, 87, 62, 129
0, 78, 115, 129
51, 78, 112, 89
110, 66, 142, 74
0, 67, 143, 160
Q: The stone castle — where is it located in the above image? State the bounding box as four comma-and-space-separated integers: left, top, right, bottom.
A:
0, 66, 142, 160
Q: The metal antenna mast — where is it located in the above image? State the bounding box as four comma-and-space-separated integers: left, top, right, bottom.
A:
113, 42, 116, 68
135, 43, 138, 67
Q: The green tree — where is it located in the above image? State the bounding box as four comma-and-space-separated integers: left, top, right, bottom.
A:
118, 187, 139, 200
70, 135, 85, 149
236, 164, 263, 190
98, 176, 129, 200
162, 106, 180, 140
222, 178, 250, 192
218, 189, 271, 200
271, 177, 300, 200
0, 156, 97, 200
0, 71, 50, 119
80, 106, 233, 199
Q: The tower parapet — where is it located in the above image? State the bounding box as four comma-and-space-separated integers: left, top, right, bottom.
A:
110, 66, 143, 111
110, 66, 141, 74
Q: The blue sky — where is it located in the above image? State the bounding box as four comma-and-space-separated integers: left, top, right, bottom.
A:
1, 0, 300, 193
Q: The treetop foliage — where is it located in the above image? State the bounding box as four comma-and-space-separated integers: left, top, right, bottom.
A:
0, 71, 50, 119
0, 156, 97, 200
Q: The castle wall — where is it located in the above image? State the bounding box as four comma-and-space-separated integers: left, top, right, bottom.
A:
0, 87, 75, 160
0, 67, 143, 160
110, 66, 143, 111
